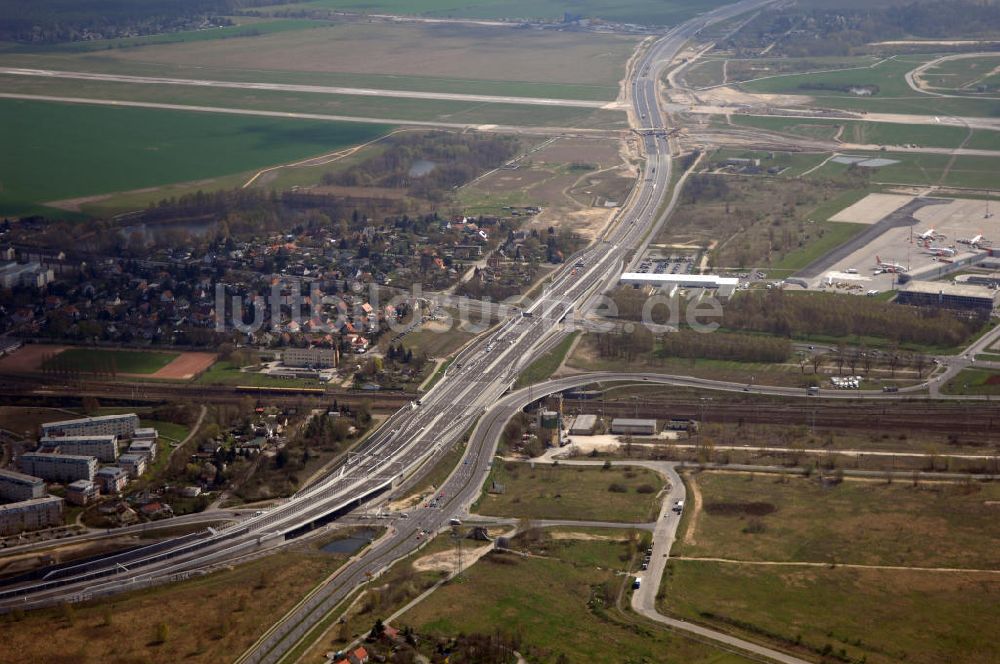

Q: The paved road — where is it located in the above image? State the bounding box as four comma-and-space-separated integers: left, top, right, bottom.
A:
0, 67, 613, 109
904, 53, 1000, 100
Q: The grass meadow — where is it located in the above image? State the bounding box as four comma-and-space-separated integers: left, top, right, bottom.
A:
0, 98, 390, 215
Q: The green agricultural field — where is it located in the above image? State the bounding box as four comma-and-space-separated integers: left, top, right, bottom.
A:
714, 55, 884, 86
402, 539, 753, 664
661, 561, 999, 664
42, 348, 178, 375
964, 130, 1000, 151
919, 54, 1000, 93
941, 367, 1000, 395
732, 115, 974, 149
0, 98, 390, 215
677, 472, 1000, 568
477, 463, 663, 523
806, 150, 1000, 188
743, 55, 920, 98
741, 54, 1000, 117
262, 0, 736, 26
4, 18, 324, 53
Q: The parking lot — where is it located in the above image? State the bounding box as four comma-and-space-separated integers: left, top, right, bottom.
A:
636, 254, 697, 276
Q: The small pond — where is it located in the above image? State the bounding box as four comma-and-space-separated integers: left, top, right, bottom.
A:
320, 528, 376, 554
408, 159, 437, 177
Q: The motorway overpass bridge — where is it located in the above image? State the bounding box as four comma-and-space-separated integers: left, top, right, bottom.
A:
0, 1, 789, 655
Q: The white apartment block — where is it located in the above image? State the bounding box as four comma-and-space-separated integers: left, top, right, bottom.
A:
0, 468, 46, 502
0, 496, 63, 535
65, 479, 98, 506
133, 427, 158, 441
118, 453, 147, 479
95, 466, 128, 494
19, 452, 97, 483
128, 439, 157, 461
0, 261, 55, 289
283, 346, 338, 368
42, 413, 139, 439
39, 435, 119, 463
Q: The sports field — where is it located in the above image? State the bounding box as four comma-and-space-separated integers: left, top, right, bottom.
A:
41, 348, 178, 374
0, 98, 391, 216
0, 345, 217, 379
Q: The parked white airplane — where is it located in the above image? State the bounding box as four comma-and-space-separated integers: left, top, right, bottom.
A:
959, 234, 986, 247
925, 245, 957, 257
875, 255, 906, 272
917, 228, 943, 241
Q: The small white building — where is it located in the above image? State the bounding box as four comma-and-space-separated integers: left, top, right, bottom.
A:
610, 418, 657, 436
128, 439, 157, 461
568, 414, 597, 436
65, 479, 98, 506
118, 453, 148, 479
132, 427, 158, 441
95, 466, 128, 494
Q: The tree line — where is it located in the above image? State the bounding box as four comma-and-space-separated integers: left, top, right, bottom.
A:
324, 132, 520, 203
723, 290, 983, 348
725, 1, 1000, 57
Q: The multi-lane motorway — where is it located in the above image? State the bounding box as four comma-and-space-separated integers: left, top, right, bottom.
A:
1, 0, 782, 659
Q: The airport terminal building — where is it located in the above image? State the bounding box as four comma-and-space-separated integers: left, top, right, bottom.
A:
896, 281, 997, 312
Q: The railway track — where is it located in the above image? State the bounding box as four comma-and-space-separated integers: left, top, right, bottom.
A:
572, 396, 1000, 441
0, 376, 413, 410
